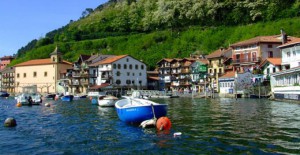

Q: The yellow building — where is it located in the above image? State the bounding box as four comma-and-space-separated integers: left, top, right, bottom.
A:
14, 47, 72, 93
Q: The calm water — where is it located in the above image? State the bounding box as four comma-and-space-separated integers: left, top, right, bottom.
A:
0, 97, 300, 154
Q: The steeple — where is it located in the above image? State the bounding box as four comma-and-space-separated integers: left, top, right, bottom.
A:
50, 46, 62, 63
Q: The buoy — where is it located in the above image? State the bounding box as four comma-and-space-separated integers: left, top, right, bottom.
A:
89, 96, 93, 100
173, 132, 182, 137
156, 117, 171, 131
45, 103, 50, 107
54, 95, 59, 101
16, 102, 22, 107
4, 117, 17, 127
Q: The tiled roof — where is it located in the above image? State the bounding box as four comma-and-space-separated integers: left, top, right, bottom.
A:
219, 71, 236, 78
0, 56, 14, 60
89, 55, 128, 66
14, 58, 72, 67
196, 59, 209, 64
148, 76, 159, 81
230, 35, 282, 47
156, 58, 173, 64
206, 48, 229, 59
278, 37, 300, 48
260, 58, 282, 67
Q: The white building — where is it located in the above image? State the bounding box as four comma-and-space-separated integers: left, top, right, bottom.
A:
89, 55, 147, 90
270, 38, 300, 101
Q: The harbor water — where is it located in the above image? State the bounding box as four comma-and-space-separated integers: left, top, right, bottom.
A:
0, 97, 299, 154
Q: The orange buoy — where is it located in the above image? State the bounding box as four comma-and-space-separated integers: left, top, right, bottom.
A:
16, 102, 22, 107
156, 117, 171, 131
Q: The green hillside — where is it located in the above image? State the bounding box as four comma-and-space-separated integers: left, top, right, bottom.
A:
11, 0, 300, 69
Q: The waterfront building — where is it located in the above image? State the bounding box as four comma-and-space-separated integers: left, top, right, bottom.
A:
157, 58, 173, 90
14, 47, 72, 94
259, 58, 282, 82
66, 54, 91, 94
88, 55, 147, 90
0, 56, 14, 70
218, 71, 235, 97
147, 69, 160, 90
190, 59, 208, 92
206, 48, 232, 92
0, 67, 15, 93
270, 38, 300, 101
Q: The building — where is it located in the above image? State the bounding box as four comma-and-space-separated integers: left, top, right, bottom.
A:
14, 47, 72, 94
89, 55, 147, 90
259, 58, 282, 81
157, 58, 173, 90
229, 30, 298, 73
270, 37, 300, 101
190, 59, 208, 92
1, 67, 15, 93
0, 56, 14, 70
147, 69, 160, 90
218, 71, 235, 97
206, 48, 232, 92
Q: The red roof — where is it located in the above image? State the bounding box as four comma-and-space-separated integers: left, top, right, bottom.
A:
230, 35, 282, 47
260, 58, 282, 67
14, 58, 72, 67
219, 71, 235, 78
89, 55, 127, 66
278, 37, 300, 48
148, 76, 159, 81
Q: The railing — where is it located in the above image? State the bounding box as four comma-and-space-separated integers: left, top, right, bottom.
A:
232, 57, 261, 63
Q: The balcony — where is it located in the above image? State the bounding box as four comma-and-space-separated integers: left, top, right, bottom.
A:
232, 57, 261, 64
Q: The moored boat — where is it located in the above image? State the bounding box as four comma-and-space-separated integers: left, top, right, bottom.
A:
98, 95, 118, 107
44, 94, 56, 100
61, 95, 74, 102
16, 93, 42, 106
115, 97, 167, 124
0, 91, 10, 97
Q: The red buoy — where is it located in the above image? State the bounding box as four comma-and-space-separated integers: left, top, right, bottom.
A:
156, 117, 171, 131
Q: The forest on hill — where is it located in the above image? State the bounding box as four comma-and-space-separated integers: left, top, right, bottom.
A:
11, 0, 300, 69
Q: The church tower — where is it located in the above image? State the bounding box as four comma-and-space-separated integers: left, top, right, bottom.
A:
50, 46, 62, 63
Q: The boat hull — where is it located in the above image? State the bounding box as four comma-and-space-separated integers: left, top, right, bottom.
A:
0, 91, 10, 97
61, 95, 74, 102
115, 99, 167, 124
98, 96, 118, 107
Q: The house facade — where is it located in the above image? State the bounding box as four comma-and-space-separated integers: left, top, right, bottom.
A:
190, 60, 208, 92
0, 56, 14, 70
89, 55, 147, 90
1, 67, 15, 93
14, 47, 72, 93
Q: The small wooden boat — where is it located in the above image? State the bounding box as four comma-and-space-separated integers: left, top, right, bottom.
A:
98, 95, 118, 107
115, 97, 167, 124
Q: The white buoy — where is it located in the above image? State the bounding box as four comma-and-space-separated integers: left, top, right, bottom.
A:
173, 132, 182, 137
140, 119, 156, 128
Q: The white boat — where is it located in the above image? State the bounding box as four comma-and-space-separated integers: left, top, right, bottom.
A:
98, 95, 118, 107
16, 93, 42, 105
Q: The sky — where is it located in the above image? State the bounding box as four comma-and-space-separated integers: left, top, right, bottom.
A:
0, 0, 108, 58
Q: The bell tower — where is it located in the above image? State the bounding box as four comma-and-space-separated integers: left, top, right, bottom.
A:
50, 46, 62, 63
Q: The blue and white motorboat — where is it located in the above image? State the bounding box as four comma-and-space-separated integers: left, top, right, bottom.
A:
115, 97, 167, 124
0, 91, 10, 97
61, 95, 74, 102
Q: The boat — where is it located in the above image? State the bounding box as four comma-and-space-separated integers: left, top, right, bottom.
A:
44, 94, 56, 100
98, 95, 118, 107
16, 93, 42, 106
115, 97, 167, 124
0, 91, 10, 97
61, 95, 74, 102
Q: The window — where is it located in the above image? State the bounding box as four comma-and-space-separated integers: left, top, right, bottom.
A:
116, 71, 121, 76
129, 64, 132, 69
118, 64, 121, 69
127, 72, 130, 76
293, 51, 296, 56
124, 64, 127, 69
268, 44, 272, 48
132, 73, 135, 76
287, 52, 291, 57
33, 72, 37, 77
126, 58, 129, 62
139, 80, 142, 84
116, 79, 121, 85
132, 80, 135, 84
141, 65, 144, 70
113, 64, 116, 69
23, 73, 26, 78
135, 64, 138, 69
17, 73, 19, 78
126, 80, 131, 84
44, 72, 47, 77
139, 72, 142, 76
268, 51, 273, 58
273, 67, 276, 73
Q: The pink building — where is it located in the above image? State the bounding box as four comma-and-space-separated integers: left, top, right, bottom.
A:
0, 56, 14, 70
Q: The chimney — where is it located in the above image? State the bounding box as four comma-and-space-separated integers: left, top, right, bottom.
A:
280, 29, 287, 44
